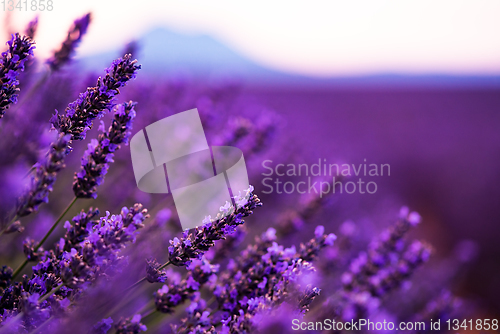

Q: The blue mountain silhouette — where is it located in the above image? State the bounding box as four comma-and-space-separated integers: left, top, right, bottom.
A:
80, 27, 500, 88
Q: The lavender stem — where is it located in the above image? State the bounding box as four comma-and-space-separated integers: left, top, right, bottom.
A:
38, 282, 64, 303
126, 261, 171, 291
11, 197, 78, 279
35, 197, 78, 251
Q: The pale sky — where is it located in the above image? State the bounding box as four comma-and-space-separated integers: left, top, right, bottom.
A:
1, 0, 500, 77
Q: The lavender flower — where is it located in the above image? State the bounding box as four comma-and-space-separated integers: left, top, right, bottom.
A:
412, 290, 463, 328
16, 56, 140, 218
62, 207, 100, 251
145, 258, 167, 283
51, 54, 141, 140
0, 266, 13, 292
90, 317, 113, 334
297, 285, 322, 314
155, 258, 219, 314
2, 221, 24, 234
24, 16, 39, 40
0, 204, 148, 331
341, 207, 423, 291
0, 33, 35, 118
16, 134, 71, 217
168, 187, 261, 266
114, 314, 147, 334
214, 226, 335, 316
47, 13, 91, 71
73, 101, 137, 199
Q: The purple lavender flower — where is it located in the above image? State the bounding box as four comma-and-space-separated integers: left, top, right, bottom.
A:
16, 134, 71, 217
24, 16, 39, 40
214, 226, 334, 317
412, 290, 463, 326
0, 204, 148, 331
15, 56, 140, 218
154, 258, 219, 314
114, 314, 147, 334
0, 266, 13, 292
341, 207, 423, 291
73, 101, 137, 199
62, 208, 100, 251
0, 33, 35, 118
145, 258, 167, 283
90, 317, 113, 334
168, 188, 261, 266
47, 13, 91, 71
2, 220, 24, 234
51, 54, 141, 140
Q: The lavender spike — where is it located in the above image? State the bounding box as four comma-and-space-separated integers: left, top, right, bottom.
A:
0, 33, 35, 118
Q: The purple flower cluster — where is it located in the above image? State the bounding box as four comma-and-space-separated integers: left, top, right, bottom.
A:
24, 17, 39, 40
15, 55, 140, 218
214, 226, 335, 317
168, 187, 262, 267
47, 13, 91, 71
0, 204, 148, 331
326, 207, 432, 321
73, 101, 137, 199
16, 134, 71, 217
154, 258, 219, 314
51, 54, 141, 141
114, 314, 147, 334
0, 33, 35, 118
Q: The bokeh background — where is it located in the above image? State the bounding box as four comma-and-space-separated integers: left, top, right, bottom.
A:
1, 0, 499, 317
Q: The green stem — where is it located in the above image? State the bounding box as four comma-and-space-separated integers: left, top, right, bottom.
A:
11, 259, 28, 281
139, 309, 159, 330
11, 197, 78, 280
36, 197, 78, 251
141, 308, 157, 322
158, 260, 171, 271
39, 282, 64, 303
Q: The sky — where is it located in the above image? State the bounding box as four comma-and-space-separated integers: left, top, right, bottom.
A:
1, 0, 500, 77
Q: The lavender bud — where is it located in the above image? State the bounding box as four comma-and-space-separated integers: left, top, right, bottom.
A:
90, 317, 113, 334
24, 16, 39, 40
3, 220, 24, 234
0, 33, 35, 118
16, 134, 71, 217
51, 54, 141, 140
168, 189, 261, 266
298, 285, 321, 314
146, 258, 167, 283
17, 56, 140, 218
47, 13, 91, 71
0, 266, 13, 290
115, 314, 147, 334
73, 101, 137, 199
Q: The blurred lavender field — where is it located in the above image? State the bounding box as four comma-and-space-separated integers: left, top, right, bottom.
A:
0, 13, 499, 333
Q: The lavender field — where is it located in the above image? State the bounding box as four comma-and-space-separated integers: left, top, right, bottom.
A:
0, 13, 499, 334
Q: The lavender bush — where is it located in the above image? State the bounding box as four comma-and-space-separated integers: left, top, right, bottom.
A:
0, 14, 486, 334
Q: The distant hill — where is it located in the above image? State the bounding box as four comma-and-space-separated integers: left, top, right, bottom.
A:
79, 27, 500, 88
